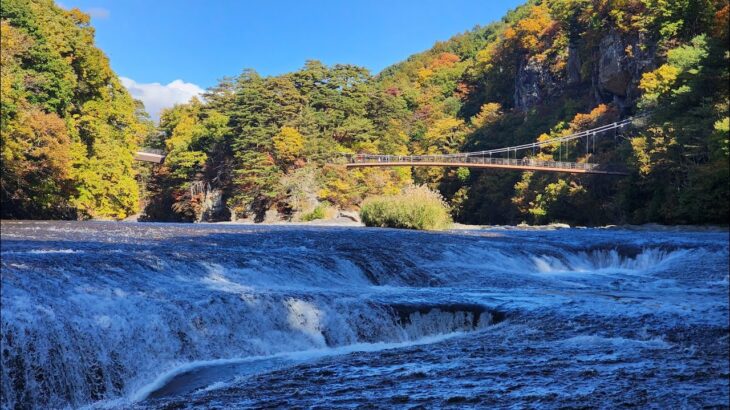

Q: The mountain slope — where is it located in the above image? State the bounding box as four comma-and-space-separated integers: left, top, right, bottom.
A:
374, 0, 729, 225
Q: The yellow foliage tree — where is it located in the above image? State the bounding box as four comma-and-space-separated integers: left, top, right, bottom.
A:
422, 117, 467, 154
471, 102, 503, 128
569, 104, 618, 131
273, 126, 305, 164
639, 64, 680, 105
507, 5, 553, 52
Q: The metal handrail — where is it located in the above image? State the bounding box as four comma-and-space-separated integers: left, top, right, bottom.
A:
336, 114, 648, 174
345, 154, 600, 170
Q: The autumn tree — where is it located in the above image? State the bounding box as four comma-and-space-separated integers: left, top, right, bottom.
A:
1, 0, 145, 219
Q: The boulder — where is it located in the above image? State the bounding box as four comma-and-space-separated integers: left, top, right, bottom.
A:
199, 188, 230, 222
338, 210, 361, 223
263, 209, 281, 223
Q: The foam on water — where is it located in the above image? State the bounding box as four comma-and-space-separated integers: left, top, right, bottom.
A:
1, 222, 727, 409
558, 335, 672, 349
530, 248, 689, 274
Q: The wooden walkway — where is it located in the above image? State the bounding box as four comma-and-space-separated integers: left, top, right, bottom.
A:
345, 156, 628, 175
134, 151, 165, 163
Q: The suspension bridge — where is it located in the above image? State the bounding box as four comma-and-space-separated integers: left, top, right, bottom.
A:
342, 117, 643, 175
135, 115, 644, 176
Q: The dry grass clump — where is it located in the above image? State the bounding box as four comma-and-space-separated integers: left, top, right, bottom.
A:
360, 186, 452, 231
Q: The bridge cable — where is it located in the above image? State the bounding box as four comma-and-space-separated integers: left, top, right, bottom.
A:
338, 114, 648, 167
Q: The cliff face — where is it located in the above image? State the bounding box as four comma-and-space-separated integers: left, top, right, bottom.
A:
595, 31, 656, 111
514, 57, 560, 110
513, 29, 657, 113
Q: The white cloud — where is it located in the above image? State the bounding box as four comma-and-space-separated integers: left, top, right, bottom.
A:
120, 77, 204, 121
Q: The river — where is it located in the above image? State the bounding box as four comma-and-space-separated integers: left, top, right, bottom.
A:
1, 221, 728, 409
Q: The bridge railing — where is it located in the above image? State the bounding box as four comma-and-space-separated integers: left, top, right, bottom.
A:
137, 147, 165, 155
335, 114, 648, 170
344, 154, 601, 171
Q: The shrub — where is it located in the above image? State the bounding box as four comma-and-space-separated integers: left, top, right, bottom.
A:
300, 202, 332, 221
360, 186, 452, 231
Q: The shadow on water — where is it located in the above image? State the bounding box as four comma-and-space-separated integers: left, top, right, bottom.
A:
145, 357, 295, 399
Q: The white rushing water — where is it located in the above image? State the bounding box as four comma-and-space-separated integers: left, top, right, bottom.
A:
1, 222, 728, 409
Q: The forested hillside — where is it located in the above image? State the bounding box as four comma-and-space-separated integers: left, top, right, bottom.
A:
141, 0, 729, 225
2, 0, 727, 225
1, 0, 150, 219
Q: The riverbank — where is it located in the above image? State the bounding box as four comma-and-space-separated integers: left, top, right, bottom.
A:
202, 218, 729, 233
24, 215, 730, 233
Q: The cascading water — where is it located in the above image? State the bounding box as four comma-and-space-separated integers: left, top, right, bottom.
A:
528, 247, 689, 273
1, 222, 728, 409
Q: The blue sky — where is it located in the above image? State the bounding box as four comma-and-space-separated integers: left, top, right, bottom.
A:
59, 0, 523, 119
